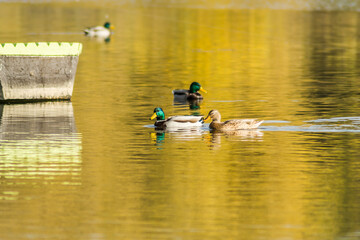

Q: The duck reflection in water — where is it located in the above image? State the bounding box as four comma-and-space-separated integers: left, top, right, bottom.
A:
174, 97, 203, 110
207, 129, 264, 149
150, 131, 165, 146
150, 127, 205, 147
86, 36, 111, 43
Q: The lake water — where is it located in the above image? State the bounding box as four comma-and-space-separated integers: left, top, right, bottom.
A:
0, 2, 360, 240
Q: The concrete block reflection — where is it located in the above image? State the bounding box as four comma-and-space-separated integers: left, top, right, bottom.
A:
0, 102, 82, 184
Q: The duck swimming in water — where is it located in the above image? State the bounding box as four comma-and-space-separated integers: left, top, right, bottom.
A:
172, 82, 207, 100
204, 110, 263, 131
84, 22, 115, 38
150, 107, 204, 129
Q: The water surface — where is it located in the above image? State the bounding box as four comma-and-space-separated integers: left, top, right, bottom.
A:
0, 2, 360, 240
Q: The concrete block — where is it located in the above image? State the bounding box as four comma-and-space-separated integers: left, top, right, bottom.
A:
0, 42, 82, 102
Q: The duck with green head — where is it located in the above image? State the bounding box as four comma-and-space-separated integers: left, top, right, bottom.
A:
172, 82, 207, 100
150, 107, 204, 129
84, 22, 115, 38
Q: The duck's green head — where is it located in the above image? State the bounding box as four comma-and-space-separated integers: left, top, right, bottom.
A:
189, 82, 207, 94
150, 107, 165, 121
104, 22, 115, 30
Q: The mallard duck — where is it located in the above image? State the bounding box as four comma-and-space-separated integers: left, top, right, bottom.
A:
84, 22, 115, 38
150, 107, 204, 129
204, 110, 263, 131
172, 82, 207, 100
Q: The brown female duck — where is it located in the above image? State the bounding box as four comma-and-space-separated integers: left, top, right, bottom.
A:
204, 110, 263, 131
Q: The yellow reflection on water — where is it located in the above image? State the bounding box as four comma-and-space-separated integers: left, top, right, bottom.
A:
0, 102, 82, 187
0, 2, 360, 240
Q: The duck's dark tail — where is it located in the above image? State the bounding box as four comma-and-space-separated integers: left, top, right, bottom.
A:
84, 28, 90, 35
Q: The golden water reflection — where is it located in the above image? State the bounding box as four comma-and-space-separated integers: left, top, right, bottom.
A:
150, 128, 264, 149
0, 2, 360, 240
0, 102, 82, 200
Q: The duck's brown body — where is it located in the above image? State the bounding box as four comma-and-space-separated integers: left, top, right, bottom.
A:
205, 110, 263, 131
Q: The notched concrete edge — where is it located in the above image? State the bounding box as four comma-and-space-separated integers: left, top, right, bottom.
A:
0, 42, 83, 56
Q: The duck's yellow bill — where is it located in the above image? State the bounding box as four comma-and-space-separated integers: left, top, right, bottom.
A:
200, 87, 207, 93
110, 26, 115, 30
150, 112, 157, 120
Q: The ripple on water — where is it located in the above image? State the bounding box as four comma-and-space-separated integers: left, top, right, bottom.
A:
146, 116, 360, 134
304, 116, 360, 123
262, 116, 360, 133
